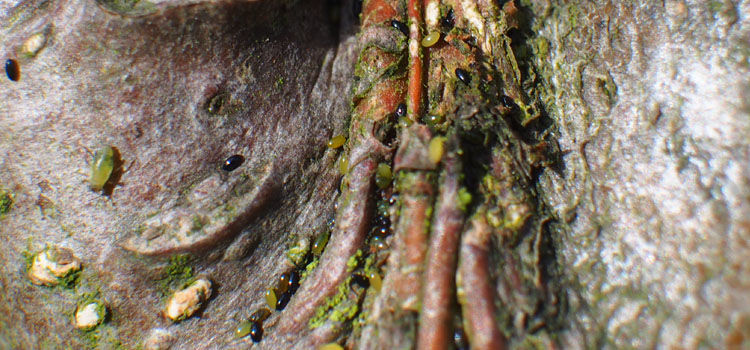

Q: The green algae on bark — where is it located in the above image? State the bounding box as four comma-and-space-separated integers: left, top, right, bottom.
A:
157, 254, 195, 296
0, 188, 13, 217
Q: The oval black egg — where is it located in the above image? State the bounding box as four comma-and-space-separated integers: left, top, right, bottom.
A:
275, 291, 291, 311
222, 154, 244, 171
454, 327, 469, 350
5, 59, 20, 82
249, 321, 263, 343
350, 273, 370, 289
455, 68, 471, 85
390, 20, 408, 36
377, 226, 391, 236
441, 9, 455, 30
395, 103, 407, 118
287, 270, 300, 294
374, 215, 390, 228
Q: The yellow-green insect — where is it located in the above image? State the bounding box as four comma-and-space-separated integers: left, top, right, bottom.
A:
327, 135, 346, 149
374, 163, 392, 189
89, 146, 115, 191
421, 31, 440, 47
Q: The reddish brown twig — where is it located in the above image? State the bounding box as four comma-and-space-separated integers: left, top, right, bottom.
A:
390, 125, 439, 309
417, 142, 465, 350
457, 213, 508, 350
406, 0, 424, 121
393, 171, 434, 309
358, 125, 436, 349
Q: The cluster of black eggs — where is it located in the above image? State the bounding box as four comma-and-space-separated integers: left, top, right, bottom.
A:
233, 7, 471, 343
441, 8, 455, 30
235, 269, 301, 344
235, 307, 271, 343
370, 215, 391, 251
265, 269, 302, 312
271, 231, 329, 312
370, 191, 395, 251
238, 230, 329, 343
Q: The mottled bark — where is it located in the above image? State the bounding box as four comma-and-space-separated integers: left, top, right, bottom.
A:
526, 1, 750, 348
0, 0, 748, 349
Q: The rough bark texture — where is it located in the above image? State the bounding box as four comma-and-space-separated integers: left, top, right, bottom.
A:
0, 0, 748, 349
525, 1, 750, 348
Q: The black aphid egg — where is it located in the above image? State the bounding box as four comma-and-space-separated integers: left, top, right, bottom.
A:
374, 215, 390, 228
350, 274, 370, 289
249, 321, 263, 343
390, 20, 408, 36
5, 59, 19, 82
371, 235, 387, 250
287, 270, 300, 294
441, 9, 455, 30
395, 103, 407, 118
455, 68, 471, 85
275, 291, 291, 311
222, 154, 244, 171
377, 226, 391, 236
454, 327, 469, 350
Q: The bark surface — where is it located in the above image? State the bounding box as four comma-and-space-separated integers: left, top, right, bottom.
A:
0, 0, 748, 349
526, 1, 750, 348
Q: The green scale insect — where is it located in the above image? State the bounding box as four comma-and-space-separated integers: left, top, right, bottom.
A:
89, 146, 115, 191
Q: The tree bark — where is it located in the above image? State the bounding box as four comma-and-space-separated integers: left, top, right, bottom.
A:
0, 0, 748, 349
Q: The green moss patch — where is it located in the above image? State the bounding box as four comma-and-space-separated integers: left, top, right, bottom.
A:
157, 254, 195, 296
0, 188, 13, 217
308, 276, 356, 329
